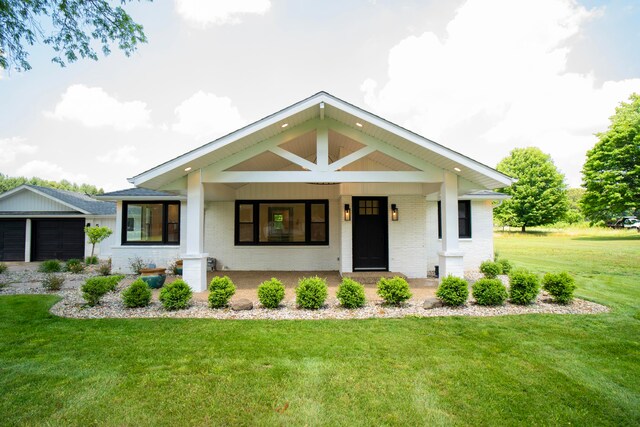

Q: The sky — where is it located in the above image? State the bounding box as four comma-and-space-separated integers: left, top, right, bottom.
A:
1, 0, 639, 191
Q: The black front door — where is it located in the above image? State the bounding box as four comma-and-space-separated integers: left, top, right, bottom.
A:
352, 197, 388, 271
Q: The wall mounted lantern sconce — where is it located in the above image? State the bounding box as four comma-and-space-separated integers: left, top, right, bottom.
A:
344, 204, 351, 221
391, 204, 399, 221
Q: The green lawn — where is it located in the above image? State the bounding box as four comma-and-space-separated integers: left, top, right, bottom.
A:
1, 229, 639, 426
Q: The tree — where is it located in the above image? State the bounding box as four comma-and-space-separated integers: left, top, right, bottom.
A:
581, 93, 640, 222
564, 188, 586, 224
1, 0, 150, 71
84, 225, 113, 259
0, 173, 103, 195
494, 147, 568, 232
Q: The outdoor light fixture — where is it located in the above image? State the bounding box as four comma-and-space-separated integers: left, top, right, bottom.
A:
356, 122, 363, 127
391, 204, 399, 221
344, 204, 351, 221
184, 167, 192, 172
454, 167, 461, 172
281, 123, 289, 128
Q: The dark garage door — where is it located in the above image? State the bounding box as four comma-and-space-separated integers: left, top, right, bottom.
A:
0, 220, 26, 261
32, 219, 85, 261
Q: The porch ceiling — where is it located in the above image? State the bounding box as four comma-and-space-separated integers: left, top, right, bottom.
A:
129, 92, 514, 191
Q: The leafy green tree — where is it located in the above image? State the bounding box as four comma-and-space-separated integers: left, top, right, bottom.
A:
1, 0, 150, 71
0, 173, 103, 195
564, 188, 586, 224
581, 93, 640, 222
84, 226, 113, 259
494, 147, 568, 232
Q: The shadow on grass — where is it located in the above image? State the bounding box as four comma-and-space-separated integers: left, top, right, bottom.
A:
494, 230, 553, 236
573, 235, 640, 242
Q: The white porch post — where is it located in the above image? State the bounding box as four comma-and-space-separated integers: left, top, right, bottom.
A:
182, 170, 208, 292
438, 171, 464, 280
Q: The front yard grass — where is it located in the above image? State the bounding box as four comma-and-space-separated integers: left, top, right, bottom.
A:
1, 228, 639, 426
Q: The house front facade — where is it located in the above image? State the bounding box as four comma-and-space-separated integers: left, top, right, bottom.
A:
99, 92, 513, 292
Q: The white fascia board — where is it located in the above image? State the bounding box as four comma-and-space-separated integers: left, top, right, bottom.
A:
128, 94, 327, 187
0, 185, 92, 214
95, 195, 186, 201
460, 193, 511, 200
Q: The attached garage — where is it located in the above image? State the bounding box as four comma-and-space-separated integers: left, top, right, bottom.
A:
0, 185, 116, 262
0, 219, 26, 261
31, 219, 85, 261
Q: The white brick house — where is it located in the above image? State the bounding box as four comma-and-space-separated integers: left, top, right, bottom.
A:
98, 92, 513, 292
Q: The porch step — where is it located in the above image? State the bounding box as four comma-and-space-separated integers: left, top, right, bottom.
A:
341, 271, 407, 285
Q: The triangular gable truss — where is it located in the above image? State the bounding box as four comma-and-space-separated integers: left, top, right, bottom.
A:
202, 118, 442, 183
0, 185, 91, 214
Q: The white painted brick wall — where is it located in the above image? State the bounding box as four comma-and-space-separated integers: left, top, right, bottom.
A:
111, 246, 182, 274
204, 200, 341, 271
388, 195, 427, 278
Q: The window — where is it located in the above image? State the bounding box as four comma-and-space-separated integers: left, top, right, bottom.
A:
235, 200, 329, 245
122, 201, 180, 245
437, 200, 471, 239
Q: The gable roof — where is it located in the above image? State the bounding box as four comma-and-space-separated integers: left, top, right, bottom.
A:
129, 91, 514, 190
0, 185, 115, 215
97, 188, 186, 201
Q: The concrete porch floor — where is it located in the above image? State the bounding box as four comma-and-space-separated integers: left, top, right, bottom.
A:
186, 270, 438, 303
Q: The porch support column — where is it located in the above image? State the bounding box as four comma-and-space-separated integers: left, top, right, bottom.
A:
438, 171, 464, 280
182, 169, 208, 292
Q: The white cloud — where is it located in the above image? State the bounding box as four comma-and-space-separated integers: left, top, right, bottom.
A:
16, 160, 89, 183
175, 0, 271, 27
172, 91, 245, 140
96, 145, 140, 165
46, 84, 152, 131
0, 137, 38, 163
361, 0, 640, 186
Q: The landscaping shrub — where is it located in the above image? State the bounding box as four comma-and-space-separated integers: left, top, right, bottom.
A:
509, 269, 541, 305
0, 263, 7, 274
159, 279, 192, 310
122, 279, 152, 308
472, 278, 508, 306
337, 278, 366, 308
542, 272, 576, 304
81, 278, 111, 306
64, 259, 84, 274
295, 276, 328, 309
257, 278, 285, 309
85, 255, 99, 265
436, 276, 469, 306
97, 260, 112, 276
496, 258, 513, 274
208, 276, 236, 308
377, 276, 412, 306
480, 260, 503, 278
129, 256, 146, 274
42, 274, 65, 291
39, 259, 61, 273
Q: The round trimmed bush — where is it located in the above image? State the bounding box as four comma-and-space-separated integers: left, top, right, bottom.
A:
472, 278, 508, 306
122, 279, 152, 308
295, 276, 328, 309
480, 260, 503, 279
258, 278, 285, 309
377, 276, 412, 306
542, 272, 576, 304
208, 276, 236, 308
160, 279, 192, 310
337, 278, 366, 308
496, 258, 513, 274
508, 269, 540, 305
436, 276, 469, 306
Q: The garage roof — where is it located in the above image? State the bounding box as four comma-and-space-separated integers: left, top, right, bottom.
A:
0, 185, 115, 216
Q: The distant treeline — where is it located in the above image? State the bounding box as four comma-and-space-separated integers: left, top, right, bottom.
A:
0, 173, 103, 195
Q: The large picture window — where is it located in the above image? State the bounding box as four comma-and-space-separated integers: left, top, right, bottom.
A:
122, 201, 180, 245
437, 200, 472, 239
235, 200, 329, 245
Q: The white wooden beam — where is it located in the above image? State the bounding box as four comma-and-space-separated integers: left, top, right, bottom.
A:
317, 125, 329, 171
320, 102, 325, 120
203, 119, 319, 175
329, 146, 376, 171
204, 170, 432, 183
269, 146, 318, 171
